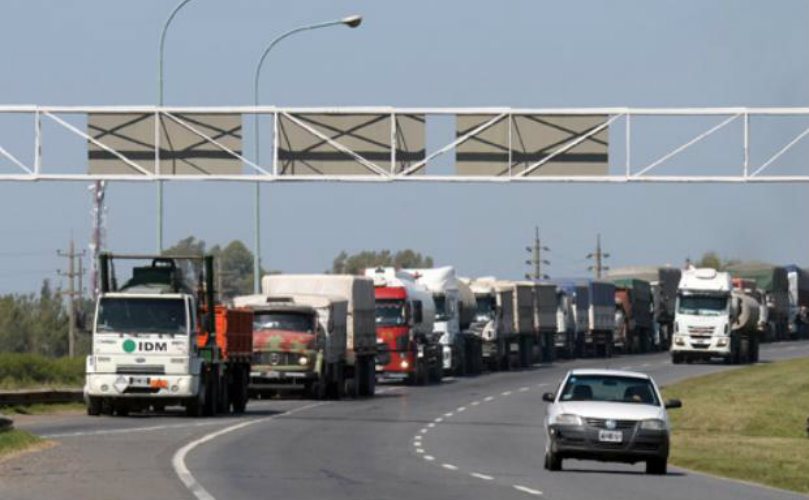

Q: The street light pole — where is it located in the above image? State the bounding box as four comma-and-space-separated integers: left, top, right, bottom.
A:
251, 15, 363, 293
157, 0, 196, 253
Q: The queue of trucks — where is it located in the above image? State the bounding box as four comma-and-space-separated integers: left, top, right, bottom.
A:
83, 253, 809, 416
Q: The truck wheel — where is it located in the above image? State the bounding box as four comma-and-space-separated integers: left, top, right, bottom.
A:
86, 397, 102, 416
203, 372, 218, 416
751, 337, 760, 363
740, 337, 751, 364
671, 353, 682, 365
114, 403, 130, 417
217, 374, 230, 414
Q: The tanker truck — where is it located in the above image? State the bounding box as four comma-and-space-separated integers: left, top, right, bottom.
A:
85, 254, 252, 417
726, 263, 790, 341
233, 293, 348, 399
404, 266, 478, 375
365, 267, 441, 385
463, 278, 514, 371
671, 268, 759, 364
260, 274, 377, 397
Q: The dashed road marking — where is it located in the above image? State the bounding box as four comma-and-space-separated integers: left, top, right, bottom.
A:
442, 463, 459, 471
518, 386, 530, 392
424, 455, 435, 461
457, 406, 466, 412
428, 423, 436, 428
484, 396, 494, 402
420, 428, 428, 434
471, 401, 480, 406
444, 412, 454, 417
513, 485, 543, 496
471, 472, 494, 480
434, 417, 443, 423
501, 390, 512, 396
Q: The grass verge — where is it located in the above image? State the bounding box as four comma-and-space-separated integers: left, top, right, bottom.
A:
0, 429, 42, 458
0, 353, 84, 390
663, 356, 809, 494
1, 402, 85, 416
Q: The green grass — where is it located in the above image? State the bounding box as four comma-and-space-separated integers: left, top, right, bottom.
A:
1, 402, 85, 415
663, 357, 809, 494
0, 353, 84, 390
0, 429, 42, 457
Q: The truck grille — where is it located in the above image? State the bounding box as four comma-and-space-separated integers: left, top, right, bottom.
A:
687, 326, 714, 338
116, 365, 165, 375
253, 352, 294, 366
585, 418, 637, 430
376, 342, 391, 366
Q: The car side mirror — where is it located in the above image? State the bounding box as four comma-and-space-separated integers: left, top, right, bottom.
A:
542, 392, 555, 403
665, 399, 682, 409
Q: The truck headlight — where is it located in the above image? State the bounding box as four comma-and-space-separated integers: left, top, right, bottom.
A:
298, 356, 309, 366
674, 336, 685, 346
640, 419, 667, 431
552, 413, 583, 426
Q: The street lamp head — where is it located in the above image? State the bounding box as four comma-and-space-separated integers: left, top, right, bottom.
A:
341, 15, 363, 28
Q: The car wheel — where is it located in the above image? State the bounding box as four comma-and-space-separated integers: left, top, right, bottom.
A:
646, 458, 667, 475
545, 450, 562, 471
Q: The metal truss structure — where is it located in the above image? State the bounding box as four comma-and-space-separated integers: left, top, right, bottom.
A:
0, 105, 808, 183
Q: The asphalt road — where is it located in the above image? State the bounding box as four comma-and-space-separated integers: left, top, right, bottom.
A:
3, 341, 809, 500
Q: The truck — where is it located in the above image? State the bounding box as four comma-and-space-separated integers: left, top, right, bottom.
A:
233, 293, 347, 399
725, 263, 790, 341
533, 283, 558, 363
785, 265, 809, 338
462, 277, 514, 371
585, 281, 616, 357
509, 281, 537, 368
260, 274, 377, 397
404, 266, 479, 375
365, 267, 441, 385
554, 287, 577, 359
606, 267, 681, 350
85, 253, 252, 417
671, 267, 759, 364
612, 279, 653, 354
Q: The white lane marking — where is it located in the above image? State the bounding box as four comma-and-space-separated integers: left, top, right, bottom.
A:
42, 421, 222, 439
444, 412, 454, 417
420, 428, 429, 434
173, 402, 325, 500
415, 448, 424, 454
434, 417, 444, 423
513, 485, 543, 496
442, 463, 459, 471
518, 386, 530, 392
484, 396, 494, 402
428, 423, 436, 428
424, 455, 435, 461
501, 390, 512, 396
457, 406, 466, 412
470, 472, 494, 480
471, 401, 480, 406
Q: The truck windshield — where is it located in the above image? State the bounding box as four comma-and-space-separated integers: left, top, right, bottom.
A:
475, 296, 495, 321
678, 295, 728, 316
254, 312, 313, 333
560, 375, 660, 406
375, 299, 407, 327
96, 297, 187, 334
433, 295, 449, 322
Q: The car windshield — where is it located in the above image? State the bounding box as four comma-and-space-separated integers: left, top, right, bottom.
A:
560, 374, 660, 406
254, 312, 313, 333
96, 297, 187, 334
475, 296, 495, 321
376, 299, 407, 327
434, 295, 449, 321
678, 295, 727, 316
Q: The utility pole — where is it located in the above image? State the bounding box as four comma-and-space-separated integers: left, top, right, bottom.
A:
525, 226, 550, 281
58, 238, 85, 358
89, 180, 106, 301
586, 233, 610, 279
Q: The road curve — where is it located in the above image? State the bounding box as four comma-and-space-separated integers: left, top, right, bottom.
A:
4, 341, 809, 500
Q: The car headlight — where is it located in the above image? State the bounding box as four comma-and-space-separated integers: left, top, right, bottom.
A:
552, 413, 584, 426
298, 356, 309, 366
640, 419, 667, 431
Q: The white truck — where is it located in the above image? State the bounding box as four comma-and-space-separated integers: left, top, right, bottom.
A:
261, 275, 377, 397
509, 281, 537, 369
233, 293, 347, 399
85, 254, 251, 417
463, 277, 514, 371
671, 268, 759, 364
555, 288, 577, 358
404, 266, 477, 375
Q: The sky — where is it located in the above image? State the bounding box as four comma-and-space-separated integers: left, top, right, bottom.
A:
0, 0, 807, 294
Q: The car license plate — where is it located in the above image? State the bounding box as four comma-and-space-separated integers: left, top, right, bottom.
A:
598, 430, 623, 443
263, 370, 281, 379
129, 376, 150, 387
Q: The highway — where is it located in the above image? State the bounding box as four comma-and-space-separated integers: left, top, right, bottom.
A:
3, 341, 809, 500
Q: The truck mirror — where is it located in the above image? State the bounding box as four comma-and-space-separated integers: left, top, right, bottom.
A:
665, 399, 682, 409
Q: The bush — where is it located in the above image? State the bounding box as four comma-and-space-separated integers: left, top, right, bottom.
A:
0, 353, 84, 389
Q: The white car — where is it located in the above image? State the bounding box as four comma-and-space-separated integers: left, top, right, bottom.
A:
542, 369, 682, 474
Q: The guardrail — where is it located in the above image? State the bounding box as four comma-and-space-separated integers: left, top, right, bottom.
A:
0, 389, 83, 407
